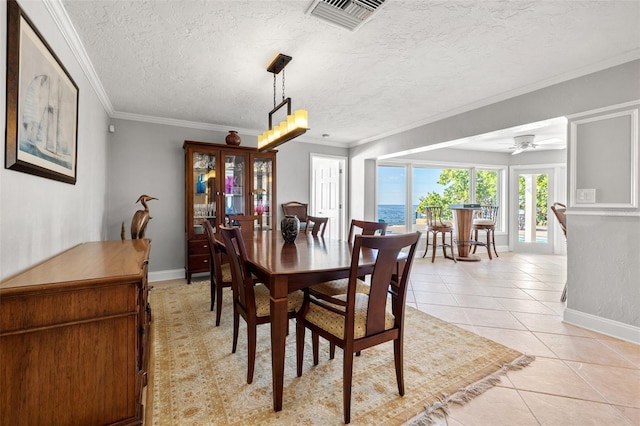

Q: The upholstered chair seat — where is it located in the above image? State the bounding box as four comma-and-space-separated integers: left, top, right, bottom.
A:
253, 284, 303, 317
303, 293, 395, 339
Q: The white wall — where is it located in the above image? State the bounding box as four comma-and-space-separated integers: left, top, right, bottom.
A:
0, 1, 109, 280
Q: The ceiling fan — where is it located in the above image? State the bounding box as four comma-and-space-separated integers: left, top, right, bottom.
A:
509, 134, 564, 155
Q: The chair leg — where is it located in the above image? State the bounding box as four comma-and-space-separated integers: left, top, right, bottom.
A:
215, 284, 224, 326
296, 320, 305, 377
394, 337, 405, 396
491, 229, 499, 258
472, 229, 478, 254
232, 307, 239, 354
485, 230, 492, 260
210, 280, 215, 311
343, 352, 354, 424
422, 232, 430, 258
431, 232, 437, 263
246, 320, 257, 384
330, 342, 336, 359
441, 232, 448, 259
312, 332, 319, 366
448, 231, 457, 263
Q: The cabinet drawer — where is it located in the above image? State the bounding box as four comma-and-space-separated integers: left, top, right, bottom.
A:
189, 239, 210, 255
189, 254, 210, 271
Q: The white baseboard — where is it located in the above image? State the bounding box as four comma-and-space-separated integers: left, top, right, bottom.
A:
149, 269, 184, 283
564, 308, 640, 344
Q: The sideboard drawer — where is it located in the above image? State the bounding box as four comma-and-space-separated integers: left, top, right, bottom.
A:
189, 254, 210, 271
189, 239, 210, 255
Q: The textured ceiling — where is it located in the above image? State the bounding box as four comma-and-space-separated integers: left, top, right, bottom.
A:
60, 0, 640, 149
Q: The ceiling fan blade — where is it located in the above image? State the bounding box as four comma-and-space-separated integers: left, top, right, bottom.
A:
511, 148, 524, 155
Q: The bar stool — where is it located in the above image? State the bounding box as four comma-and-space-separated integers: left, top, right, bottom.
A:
422, 206, 457, 263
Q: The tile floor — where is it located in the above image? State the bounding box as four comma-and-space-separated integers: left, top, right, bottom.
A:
151, 251, 639, 425
408, 251, 640, 426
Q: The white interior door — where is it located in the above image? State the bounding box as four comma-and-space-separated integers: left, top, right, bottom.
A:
510, 167, 555, 253
311, 155, 346, 240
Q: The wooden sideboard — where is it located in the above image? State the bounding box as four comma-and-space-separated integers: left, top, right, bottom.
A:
0, 240, 151, 426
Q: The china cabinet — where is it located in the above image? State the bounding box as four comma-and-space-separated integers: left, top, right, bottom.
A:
0, 240, 151, 425
183, 140, 277, 283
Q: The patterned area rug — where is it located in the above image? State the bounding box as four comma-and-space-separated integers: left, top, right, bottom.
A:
147, 282, 533, 425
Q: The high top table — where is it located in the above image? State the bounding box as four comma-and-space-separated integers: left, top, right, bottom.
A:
218, 231, 382, 412
449, 204, 482, 261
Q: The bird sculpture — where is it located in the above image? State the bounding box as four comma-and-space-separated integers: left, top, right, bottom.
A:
130, 194, 157, 239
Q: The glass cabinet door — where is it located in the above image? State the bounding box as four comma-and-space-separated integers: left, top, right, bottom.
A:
192, 151, 217, 235
224, 154, 246, 218
253, 156, 273, 229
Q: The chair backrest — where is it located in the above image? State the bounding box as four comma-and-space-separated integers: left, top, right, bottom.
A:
424, 206, 451, 228
218, 226, 257, 315
347, 219, 387, 244
346, 232, 420, 337
550, 202, 567, 238
281, 201, 308, 222
227, 214, 263, 234
203, 221, 227, 287
474, 206, 499, 224
306, 215, 328, 237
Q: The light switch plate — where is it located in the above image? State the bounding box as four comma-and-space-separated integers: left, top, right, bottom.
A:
576, 188, 596, 203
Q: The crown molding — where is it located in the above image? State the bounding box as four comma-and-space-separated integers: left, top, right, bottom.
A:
44, 0, 114, 115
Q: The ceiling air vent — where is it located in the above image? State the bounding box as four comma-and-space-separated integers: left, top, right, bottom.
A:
306, 0, 387, 31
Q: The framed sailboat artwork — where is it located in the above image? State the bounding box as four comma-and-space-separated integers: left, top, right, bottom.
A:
5, 0, 79, 184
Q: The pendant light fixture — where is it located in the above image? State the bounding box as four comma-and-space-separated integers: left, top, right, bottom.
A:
257, 53, 308, 151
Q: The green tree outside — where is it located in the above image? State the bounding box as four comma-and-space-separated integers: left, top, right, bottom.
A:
416, 169, 497, 220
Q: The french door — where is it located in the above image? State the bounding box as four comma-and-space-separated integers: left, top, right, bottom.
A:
510, 167, 554, 253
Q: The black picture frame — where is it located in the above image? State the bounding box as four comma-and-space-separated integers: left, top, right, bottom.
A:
5, 0, 79, 184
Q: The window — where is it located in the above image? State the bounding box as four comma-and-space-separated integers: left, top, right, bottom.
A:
378, 163, 506, 233
377, 165, 406, 232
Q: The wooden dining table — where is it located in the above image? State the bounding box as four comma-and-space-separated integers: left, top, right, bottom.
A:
226, 230, 382, 412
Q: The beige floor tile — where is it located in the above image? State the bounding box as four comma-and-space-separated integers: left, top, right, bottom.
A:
481, 286, 535, 300
462, 308, 527, 330
565, 361, 640, 408
521, 288, 564, 302
616, 405, 640, 425
452, 294, 504, 310
411, 282, 450, 293
470, 326, 557, 358
520, 390, 634, 425
496, 298, 557, 315
446, 387, 539, 426
508, 357, 606, 402
412, 291, 458, 306
596, 338, 640, 368
512, 312, 593, 337
445, 283, 490, 296
534, 333, 637, 368
415, 304, 470, 325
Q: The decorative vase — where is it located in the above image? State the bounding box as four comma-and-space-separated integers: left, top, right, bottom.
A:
281, 215, 300, 243
255, 199, 264, 215
225, 130, 241, 146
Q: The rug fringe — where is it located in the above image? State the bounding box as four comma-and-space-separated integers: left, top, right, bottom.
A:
405, 354, 535, 425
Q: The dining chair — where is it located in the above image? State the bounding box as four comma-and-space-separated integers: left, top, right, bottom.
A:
310, 219, 388, 299
550, 202, 568, 301
281, 201, 309, 232
347, 219, 387, 243
422, 206, 457, 263
203, 221, 233, 326
305, 215, 328, 237
226, 214, 263, 235
218, 226, 303, 384
471, 206, 499, 259
295, 232, 421, 424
